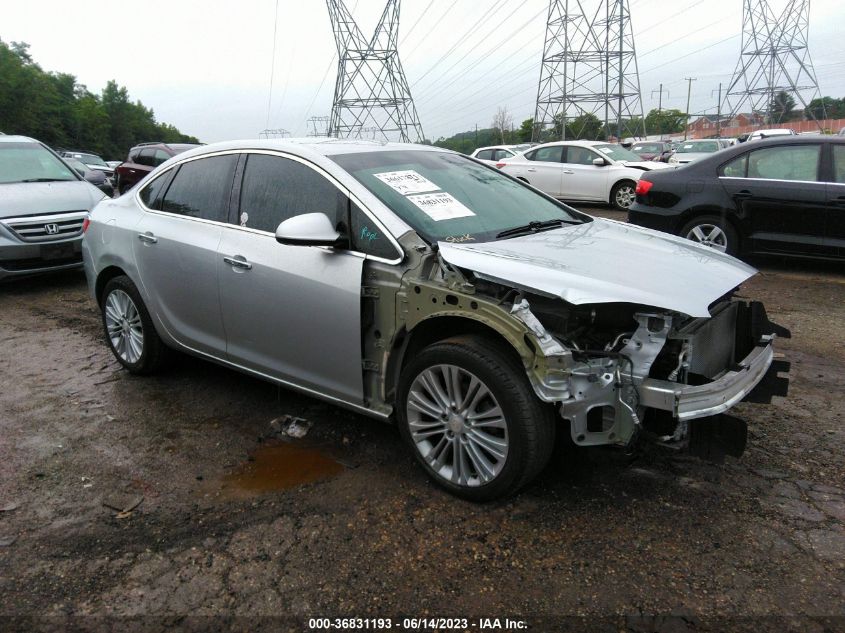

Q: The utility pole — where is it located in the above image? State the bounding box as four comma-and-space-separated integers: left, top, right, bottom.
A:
475, 124, 478, 146
684, 77, 697, 140
712, 83, 723, 138
651, 83, 669, 138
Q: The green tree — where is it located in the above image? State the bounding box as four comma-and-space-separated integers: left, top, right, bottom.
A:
517, 117, 534, 142
644, 108, 686, 135
805, 96, 843, 121
769, 90, 797, 123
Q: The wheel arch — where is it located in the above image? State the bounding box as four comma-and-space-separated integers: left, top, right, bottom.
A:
676, 207, 745, 250
95, 265, 129, 306
385, 315, 528, 408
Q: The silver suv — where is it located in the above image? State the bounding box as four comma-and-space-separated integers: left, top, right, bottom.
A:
0, 136, 106, 281
82, 139, 787, 500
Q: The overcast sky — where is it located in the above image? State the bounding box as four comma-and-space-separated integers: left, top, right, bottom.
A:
3, 0, 845, 142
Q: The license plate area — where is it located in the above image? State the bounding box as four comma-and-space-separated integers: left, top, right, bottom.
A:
41, 242, 75, 260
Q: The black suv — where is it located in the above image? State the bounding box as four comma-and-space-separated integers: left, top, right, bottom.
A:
629, 135, 845, 260
114, 142, 200, 194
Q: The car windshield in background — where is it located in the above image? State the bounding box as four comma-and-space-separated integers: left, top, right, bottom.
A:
75, 153, 107, 167
329, 150, 584, 244
677, 141, 720, 153
592, 143, 642, 162
64, 158, 88, 173
632, 143, 661, 153
0, 142, 78, 184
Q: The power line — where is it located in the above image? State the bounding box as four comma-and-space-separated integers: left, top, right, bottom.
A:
265, 0, 280, 130
410, 0, 511, 87
403, 0, 460, 60
400, 0, 435, 45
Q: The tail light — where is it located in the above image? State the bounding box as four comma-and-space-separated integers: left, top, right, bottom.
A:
82, 217, 91, 233
495, 162, 506, 169
635, 179, 653, 195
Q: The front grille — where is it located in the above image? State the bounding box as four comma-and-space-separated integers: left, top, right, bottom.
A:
1, 211, 88, 242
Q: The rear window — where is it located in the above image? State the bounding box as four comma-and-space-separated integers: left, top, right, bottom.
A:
160, 155, 237, 222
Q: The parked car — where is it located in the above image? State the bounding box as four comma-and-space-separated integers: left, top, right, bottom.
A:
60, 150, 114, 183
668, 139, 726, 165
105, 160, 122, 170
114, 142, 201, 194
838, 126, 845, 136
0, 135, 106, 281
629, 141, 674, 162
630, 135, 845, 259
63, 157, 115, 197
470, 144, 531, 166
497, 140, 672, 210
83, 139, 787, 500
746, 128, 796, 142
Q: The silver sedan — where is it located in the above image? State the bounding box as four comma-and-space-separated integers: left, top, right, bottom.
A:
83, 139, 786, 500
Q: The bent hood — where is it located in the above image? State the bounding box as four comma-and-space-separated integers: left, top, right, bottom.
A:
438, 218, 757, 318
0, 181, 104, 219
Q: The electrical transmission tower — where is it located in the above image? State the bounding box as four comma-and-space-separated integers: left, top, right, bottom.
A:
326, 0, 424, 143
258, 128, 291, 139
722, 0, 824, 126
307, 116, 331, 137
533, 0, 645, 142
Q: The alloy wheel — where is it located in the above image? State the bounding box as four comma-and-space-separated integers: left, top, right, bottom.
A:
615, 185, 635, 209
686, 223, 728, 252
406, 364, 509, 487
104, 289, 144, 364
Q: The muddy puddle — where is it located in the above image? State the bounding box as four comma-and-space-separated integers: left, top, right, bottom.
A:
205, 441, 345, 500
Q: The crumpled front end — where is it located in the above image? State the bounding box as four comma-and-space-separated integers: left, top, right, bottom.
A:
509, 294, 790, 452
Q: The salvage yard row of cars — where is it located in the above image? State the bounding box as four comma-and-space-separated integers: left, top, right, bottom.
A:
8, 129, 844, 500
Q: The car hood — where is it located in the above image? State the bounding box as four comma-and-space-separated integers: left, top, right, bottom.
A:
438, 218, 756, 318
0, 181, 104, 219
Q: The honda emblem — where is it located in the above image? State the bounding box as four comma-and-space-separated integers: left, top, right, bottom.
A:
44, 223, 60, 235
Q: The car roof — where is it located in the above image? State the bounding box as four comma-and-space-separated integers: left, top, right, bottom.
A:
175, 138, 447, 164
535, 140, 607, 148
0, 135, 40, 144
474, 145, 516, 151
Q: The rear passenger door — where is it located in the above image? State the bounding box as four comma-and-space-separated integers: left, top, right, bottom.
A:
560, 145, 608, 201
719, 143, 829, 257
826, 144, 845, 256
133, 153, 238, 356
520, 146, 563, 196
217, 152, 369, 404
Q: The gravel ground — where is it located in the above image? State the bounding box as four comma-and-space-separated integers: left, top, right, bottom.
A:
0, 209, 843, 632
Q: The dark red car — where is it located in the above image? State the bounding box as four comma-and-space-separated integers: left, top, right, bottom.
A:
630, 140, 675, 162
114, 142, 201, 194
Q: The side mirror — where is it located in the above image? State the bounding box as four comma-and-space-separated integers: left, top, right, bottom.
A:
82, 170, 101, 183
275, 212, 342, 247
592, 157, 608, 166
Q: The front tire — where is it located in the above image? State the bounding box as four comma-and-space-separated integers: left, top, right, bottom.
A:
611, 180, 637, 211
396, 336, 556, 501
679, 214, 739, 256
101, 275, 168, 374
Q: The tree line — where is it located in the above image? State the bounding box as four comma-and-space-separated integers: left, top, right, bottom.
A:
0, 39, 199, 160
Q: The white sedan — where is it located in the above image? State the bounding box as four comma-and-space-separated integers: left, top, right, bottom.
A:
470, 144, 534, 166
497, 140, 671, 210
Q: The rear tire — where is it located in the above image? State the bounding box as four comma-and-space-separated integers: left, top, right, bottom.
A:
679, 214, 739, 256
611, 180, 637, 211
100, 275, 168, 374
396, 335, 556, 501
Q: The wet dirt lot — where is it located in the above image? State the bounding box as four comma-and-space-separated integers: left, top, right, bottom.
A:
0, 211, 844, 632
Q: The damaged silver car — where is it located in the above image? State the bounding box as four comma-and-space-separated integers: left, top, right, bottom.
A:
82, 140, 788, 501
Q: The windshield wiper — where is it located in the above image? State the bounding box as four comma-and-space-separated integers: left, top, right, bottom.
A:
20, 178, 69, 183
496, 218, 578, 239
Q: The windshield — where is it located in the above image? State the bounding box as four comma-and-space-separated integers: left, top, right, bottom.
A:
73, 153, 107, 167
0, 142, 78, 184
64, 158, 88, 173
592, 144, 642, 162
329, 150, 584, 244
677, 141, 719, 153
632, 143, 661, 153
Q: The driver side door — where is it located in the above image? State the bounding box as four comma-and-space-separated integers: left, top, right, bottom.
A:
217, 152, 365, 404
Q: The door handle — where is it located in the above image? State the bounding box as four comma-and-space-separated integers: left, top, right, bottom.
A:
734, 190, 753, 199
527, 168, 537, 172
137, 232, 157, 244
223, 255, 252, 270
562, 170, 574, 175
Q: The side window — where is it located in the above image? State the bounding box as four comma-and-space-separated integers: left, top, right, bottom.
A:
138, 170, 174, 209
493, 149, 512, 160
476, 150, 494, 160
153, 149, 170, 166
747, 145, 820, 182
128, 149, 140, 163
237, 154, 345, 233
160, 155, 237, 222
349, 203, 400, 260
719, 154, 748, 178
526, 146, 563, 162
832, 145, 845, 184
564, 146, 598, 165
136, 149, 155, 167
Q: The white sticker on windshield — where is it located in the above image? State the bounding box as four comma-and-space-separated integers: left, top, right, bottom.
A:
373, 170, 440, 195
683, 144, 694, 149
597, 147, 612, 154
407, 192, 476, 221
